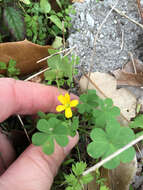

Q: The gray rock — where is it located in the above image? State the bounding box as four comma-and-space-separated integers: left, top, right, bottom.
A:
86, 13, 94, 28
68, 0, 143, 76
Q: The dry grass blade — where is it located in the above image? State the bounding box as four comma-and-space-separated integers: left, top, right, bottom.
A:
111, 6, 143, 30
37, 45, 76, 63
17, 115, 31, 143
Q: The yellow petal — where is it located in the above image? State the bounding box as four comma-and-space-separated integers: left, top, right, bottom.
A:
58, 95, 65, 105
65, 93, 70, 104
65, 107, 72, 118
56, 105, 65, 112
70, 100, 79, 107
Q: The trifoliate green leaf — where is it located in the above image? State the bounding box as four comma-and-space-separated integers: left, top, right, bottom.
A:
129, 114, 143, 129
44, 69, 64, 81
42, 137, 54, 155
32, 132, 50, 145
48, 49, 59, 54
87, 125, 135, 169
93, 98, 120, 128
47, 54, 62, 69
32, 133, 54, 154
32, 118, 69, 155
87, 129, 109, 158
77, 90, 100, 114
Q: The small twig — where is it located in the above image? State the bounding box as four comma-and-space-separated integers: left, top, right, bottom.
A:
37, 46, 76, 63
111, 6, 143, 30
24, 67, 50, 81
83, 135, 143, 176
136, 144, 143, 158
64, 45, 77, 57
17, 115, 31, 143
128, 52, 137, 74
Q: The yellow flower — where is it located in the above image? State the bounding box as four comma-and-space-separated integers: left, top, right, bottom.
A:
56, 93, 78, 118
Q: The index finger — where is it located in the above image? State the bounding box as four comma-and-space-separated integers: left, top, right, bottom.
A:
0, 78, 77, 122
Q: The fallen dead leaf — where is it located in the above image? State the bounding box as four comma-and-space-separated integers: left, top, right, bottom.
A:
112, 59, 143, 87
112, 70, 143, 87
123, 59, 143, 73
0, 39, 52, 76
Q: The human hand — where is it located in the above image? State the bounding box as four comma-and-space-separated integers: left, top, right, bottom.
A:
0, 78, 79, 190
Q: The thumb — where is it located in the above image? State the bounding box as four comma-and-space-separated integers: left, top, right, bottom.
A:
0, 135, 79, 190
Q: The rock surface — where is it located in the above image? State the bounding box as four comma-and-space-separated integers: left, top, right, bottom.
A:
68, 0, 143, 74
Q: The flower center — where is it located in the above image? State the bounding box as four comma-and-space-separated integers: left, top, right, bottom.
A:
65, 103, 70, 108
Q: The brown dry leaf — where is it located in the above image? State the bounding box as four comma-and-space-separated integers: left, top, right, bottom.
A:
112, 59, 143, 87
136, 0, 143, 22
0, 39, 52, 76
79, 72, 137, 190
123, 59, 143, 73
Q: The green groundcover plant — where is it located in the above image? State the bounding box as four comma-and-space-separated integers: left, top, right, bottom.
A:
32, 89, 142, 189
0, 0, 74, 45
0, 59, 20, 78
44, 49, 79, 87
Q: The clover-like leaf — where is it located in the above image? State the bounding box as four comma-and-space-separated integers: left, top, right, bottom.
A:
77, 90, 100, 114
87, 125, 135, 169
93, 98, 120, 128
129, 114, 143, 129
32, 118, 69, 155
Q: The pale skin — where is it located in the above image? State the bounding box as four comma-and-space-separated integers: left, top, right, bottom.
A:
0, 78, 79, 190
